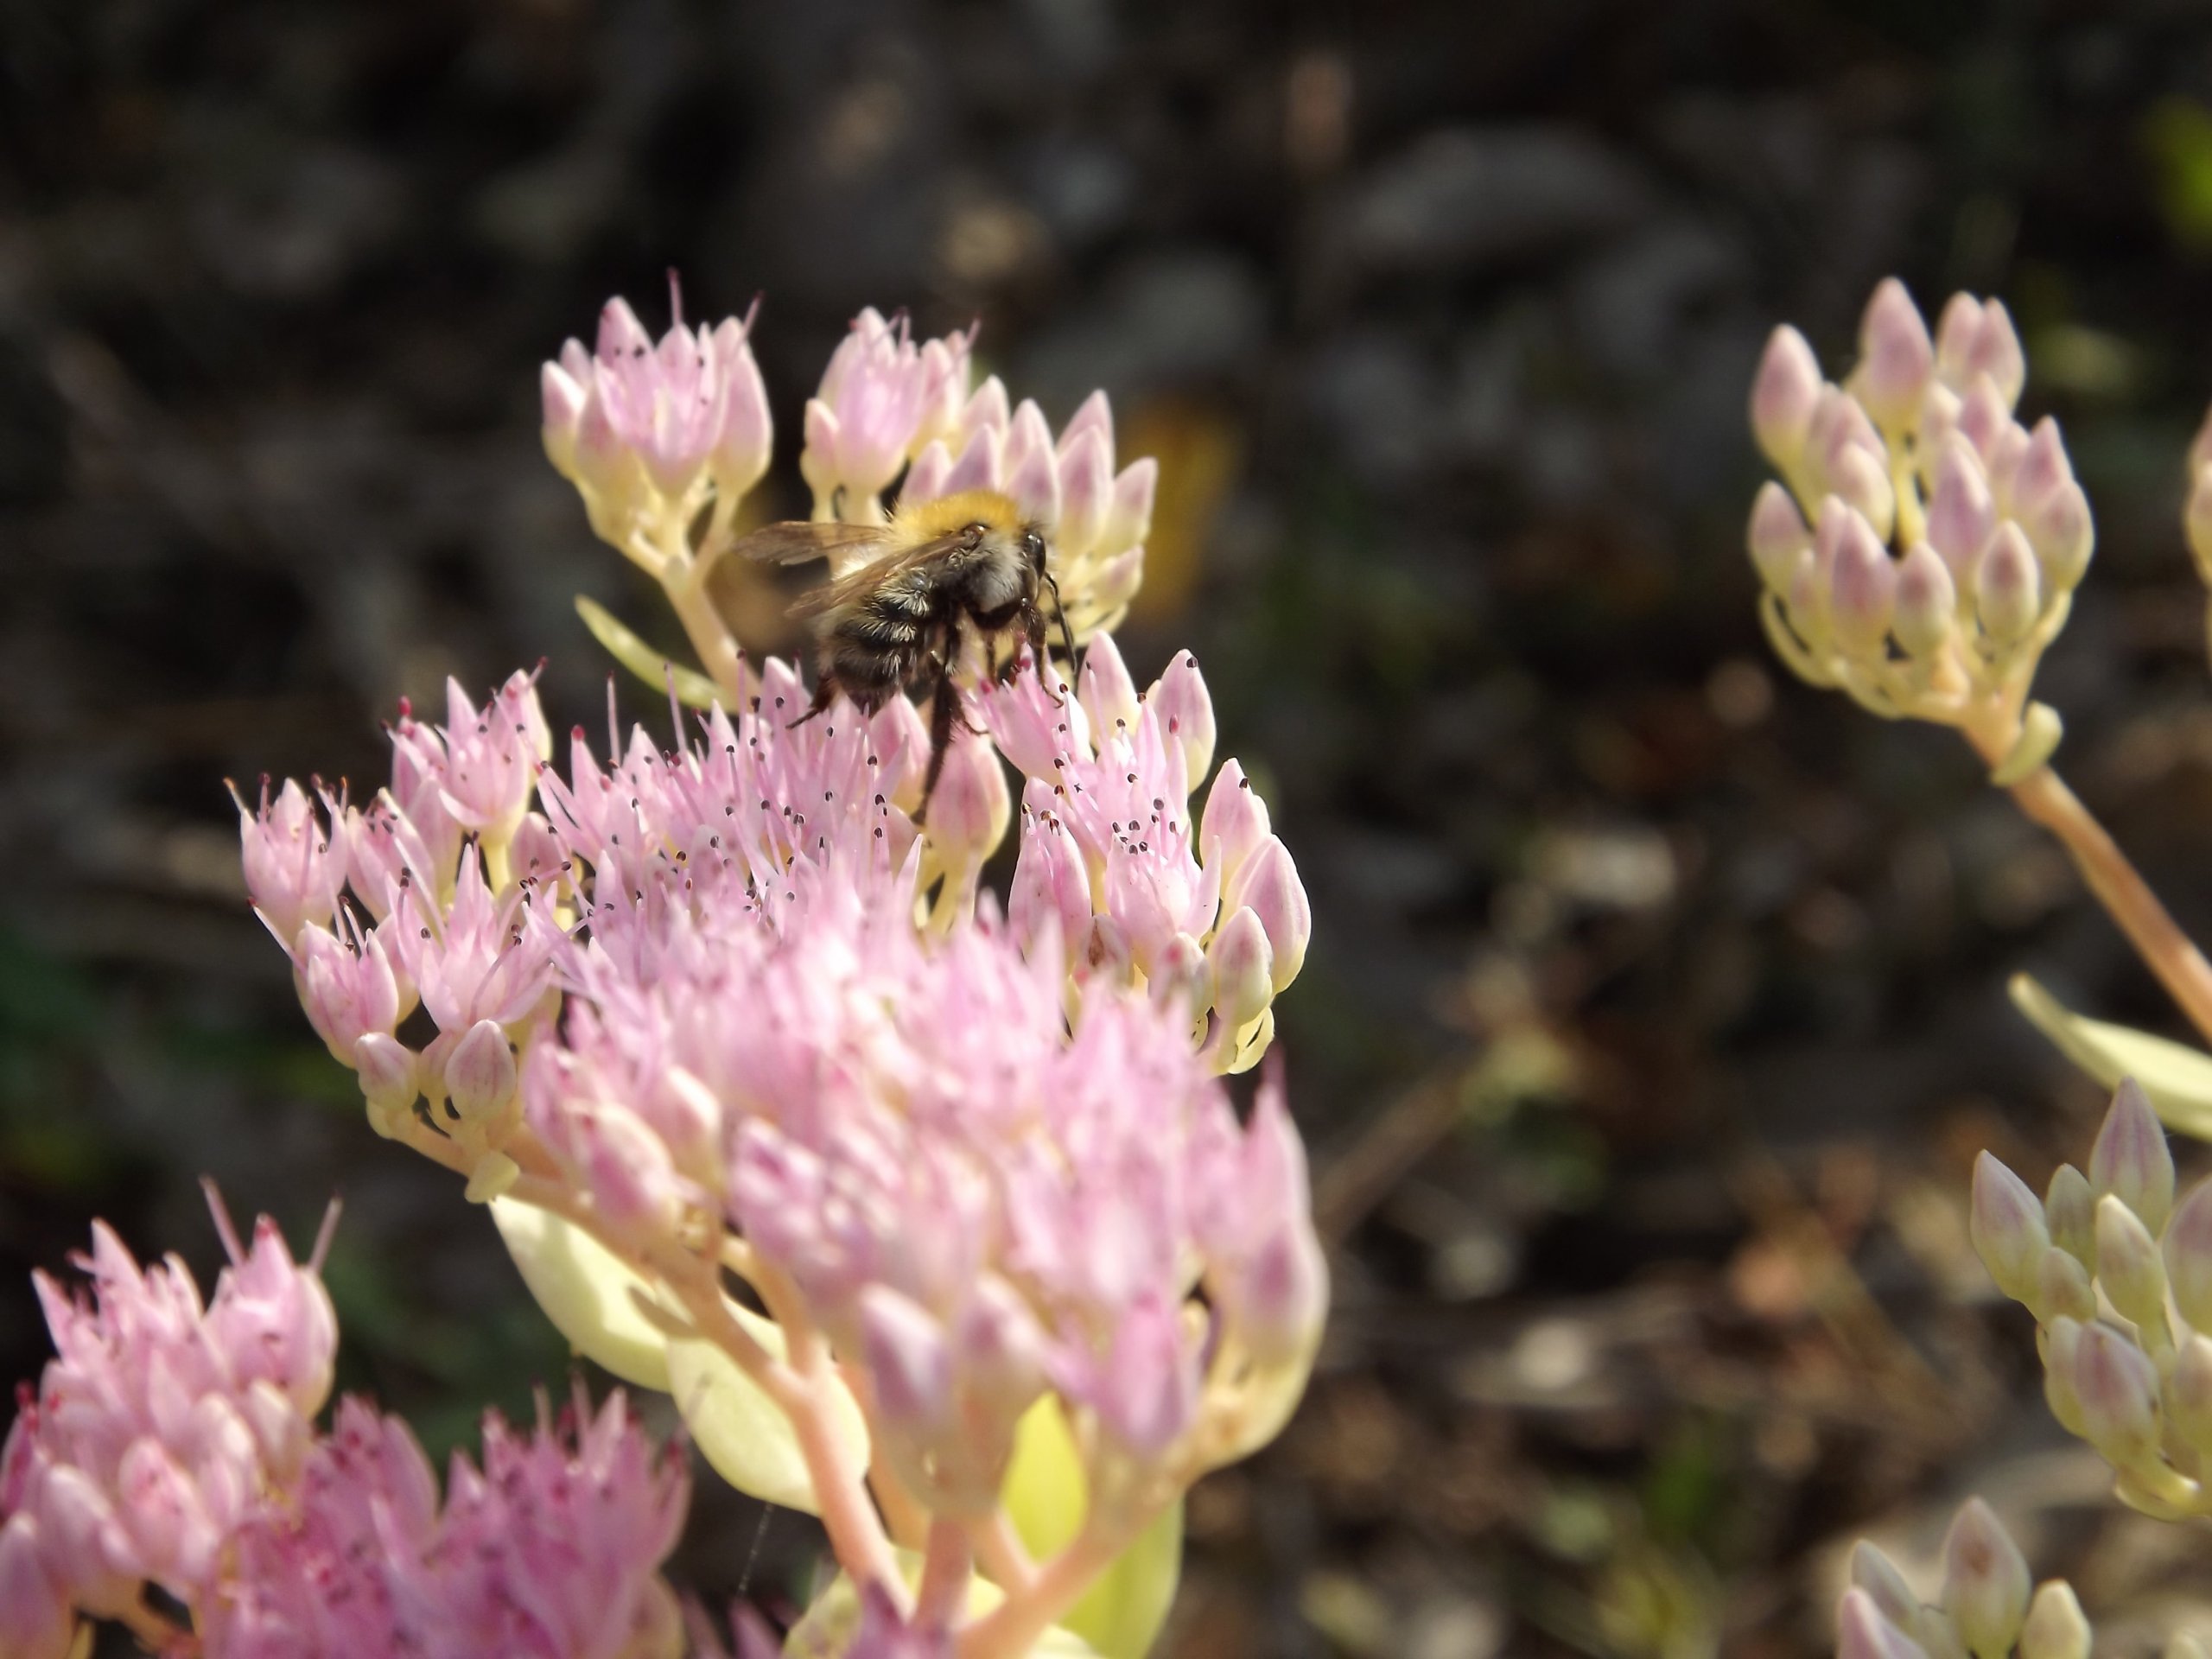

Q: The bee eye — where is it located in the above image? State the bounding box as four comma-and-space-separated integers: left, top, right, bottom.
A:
1023, 531, 1045, 561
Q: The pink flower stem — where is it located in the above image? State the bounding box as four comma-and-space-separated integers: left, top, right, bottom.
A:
1963, 712, 2212, 1045
966, 1509, 1038, 1594
916, 1520, 974, 1629
956, 1527, 1126, 1659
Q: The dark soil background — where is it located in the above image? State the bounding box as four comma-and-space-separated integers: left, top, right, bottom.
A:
13, 2, 2212, 1654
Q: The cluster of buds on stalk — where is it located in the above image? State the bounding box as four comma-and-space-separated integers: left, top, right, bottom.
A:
0, 1196, 685, 1659
1967, 1079, 2212, 1519
1836, 1497, 2094, 1659
229, 289, 1322, 1657
1749, 280, 2094, 778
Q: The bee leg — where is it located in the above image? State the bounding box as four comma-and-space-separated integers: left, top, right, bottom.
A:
785, 672, 838, 730
917, 666, 959, 820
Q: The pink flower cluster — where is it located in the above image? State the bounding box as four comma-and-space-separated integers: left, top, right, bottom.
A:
0, 1199, 685, 1659
542, 289, 773, 543
241, 632, 1319, 1532
207, 1391, 686, 1659
788, 308, 1155, 637
1747, 278, 2093, 684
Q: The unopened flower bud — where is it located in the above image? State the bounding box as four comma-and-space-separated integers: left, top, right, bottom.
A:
1836, 1587, 1929, 1659
1208, 906, 1276, 1033
353, 1033, 416, 1134
2069, 1320, 2162, 1471
2040, 1317, 2089, 1438
1827, 508, 1898, 655
1827, 441, 1897, 543
1151, 650, 1217, 785
1201, 760, 1272, 891
925, 730, 1009, 867
1857, 278, 1935, 434
1233, 837, 1311, 994
2168, 1179, 2212, 1333
0, 1516, 71, 1659
1940, 1497, 2031, 1659
445, 1020, 518, 1132
2094, 1193, 2168, 1332
1093, 1294, 1198, 1459
1848, 1541, 1921, 1629
2018, 484, 2094, 594
2017, 1581, 2089, 1659
1971, 1152, 2050, 1304
1974, 522, 2043, 646
1892, 543, 1956, 659
1751, 326, 1823, 468
2090, 1078, 2175, 1236
1926, 436, 1998, 579
2044, 1164, 2095, 1268
2034, 1245, 2096, 1325
1748, 481, 1813, 592
860, 1286, 952, 1437
2168, 1334, 2212, 1453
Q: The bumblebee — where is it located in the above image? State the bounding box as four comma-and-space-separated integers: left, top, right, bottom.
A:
731, 489, 1073, 810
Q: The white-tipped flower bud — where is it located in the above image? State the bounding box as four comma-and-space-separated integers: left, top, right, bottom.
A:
1940, 1497, 2031, 1659
1748, 480, 1813, 592
2094, 1193, 2169, 1332
1971, 1151, 2050, 1304
2044, 1164, 2095, 1268
1892, 543, 1957, 658
1827, 509, 1898, 656
2017, 1581, 2090, 1659
1974, 522, 2043, 646
2167, 1178, 2212, 1332
1827, 436, 1898, 543
2090, 1078, 2175, 1236
1857, 278, 1936, 434
1751, 326, 1824, 469
1934, 294, 1986, 386
1970, 300, 2027, 410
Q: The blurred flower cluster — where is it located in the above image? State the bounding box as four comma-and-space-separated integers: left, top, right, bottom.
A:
1968, 1081, 2212, 1520
201, 291, 1325, 1657
1834, 1497, 2094, 1659
1753, 280, 2212, 1656
0, 1196, 683, 1659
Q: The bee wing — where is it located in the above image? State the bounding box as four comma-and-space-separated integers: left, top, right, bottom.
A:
728, 520, 898, 567
785, 532, 971, 620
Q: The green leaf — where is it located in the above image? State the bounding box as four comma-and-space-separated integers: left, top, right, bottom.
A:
488, 1198, 673, 1390
664, 1307, 869, 1517
2009, 973, 2212, 1139
575, 595, 722, 709
1001, 1396, 1182, 1659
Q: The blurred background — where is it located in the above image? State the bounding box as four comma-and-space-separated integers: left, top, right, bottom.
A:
16, 1, 2212, 1652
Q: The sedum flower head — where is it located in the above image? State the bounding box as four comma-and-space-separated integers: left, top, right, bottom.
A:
1967, 1079, 2212, 1518
1837, 1496, 2089, 1659
1, 1202, 685, 1659
1747, 280, 2092, 771
543, 287, 772, 559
